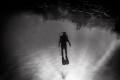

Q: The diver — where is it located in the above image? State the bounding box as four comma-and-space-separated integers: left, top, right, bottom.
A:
58, 32, 71, 65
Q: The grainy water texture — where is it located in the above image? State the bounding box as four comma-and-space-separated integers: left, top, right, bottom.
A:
2, 15, 120, 80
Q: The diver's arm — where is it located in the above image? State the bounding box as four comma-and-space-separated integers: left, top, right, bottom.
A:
68, 40, 71, 46
67, 37, 71, 46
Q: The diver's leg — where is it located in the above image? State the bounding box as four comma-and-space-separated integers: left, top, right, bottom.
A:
61, 47, 65, 65
65, 47, 69, 64
61, 47, 64, 58
65, 47, 67, 59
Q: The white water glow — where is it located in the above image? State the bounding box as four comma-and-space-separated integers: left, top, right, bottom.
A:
18, 40, 119, 80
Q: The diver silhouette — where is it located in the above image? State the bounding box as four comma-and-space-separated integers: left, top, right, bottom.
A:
58, 32, 71, 65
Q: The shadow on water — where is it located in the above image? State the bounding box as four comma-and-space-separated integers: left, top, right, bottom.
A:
61, 72, 66, 79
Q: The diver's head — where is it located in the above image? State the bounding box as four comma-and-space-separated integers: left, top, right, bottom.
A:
59, 32, 67, 36
63, 32, 66, 35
